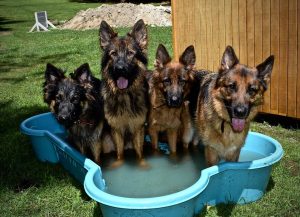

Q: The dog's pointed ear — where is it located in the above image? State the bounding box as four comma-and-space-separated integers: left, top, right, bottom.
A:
179, 45, 196, 70
73, 63, 92, 83
220, 46, 239, 71
99, 20, 118, 50
256, 55, 274, 90
45, 63, 65, 83
155, 44, 171, 69
130, 19, 147, 52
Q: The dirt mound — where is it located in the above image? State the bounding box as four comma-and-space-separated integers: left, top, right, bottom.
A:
60, 3, 171, 30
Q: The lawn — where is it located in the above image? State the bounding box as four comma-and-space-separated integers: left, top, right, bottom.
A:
0, 0, 299, 216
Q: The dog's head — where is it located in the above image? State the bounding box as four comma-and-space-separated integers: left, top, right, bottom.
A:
99, 19, 147, 91
215, 46, 274, 132
153, 44, 195, 107
44, 63, 94, 128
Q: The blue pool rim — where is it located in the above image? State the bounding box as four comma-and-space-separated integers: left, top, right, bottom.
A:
84, 134, 283, 210
20, 112, 284, 210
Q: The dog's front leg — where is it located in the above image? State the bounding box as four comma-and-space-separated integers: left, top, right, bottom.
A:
148, 126, 159, 150
112, 129, 124, 160
133, 127, 144, 160
167, 128, 178, 154
204, 146, 219, 167
225, 147, 241, 162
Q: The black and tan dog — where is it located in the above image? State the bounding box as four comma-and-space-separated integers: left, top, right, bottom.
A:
43, 63, 104, 164
148, 44, 195, 154
194, 46, 274, 166
99, 19, 149, 165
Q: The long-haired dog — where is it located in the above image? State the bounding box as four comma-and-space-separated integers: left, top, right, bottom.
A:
99, 19, 149, 165
43, 63, 104, 164
148, 44, 195, 154
194, 46, 274, 166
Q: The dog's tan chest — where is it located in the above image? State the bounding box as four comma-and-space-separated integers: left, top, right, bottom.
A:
149, 107, 182, 131
204, 121, 248, 158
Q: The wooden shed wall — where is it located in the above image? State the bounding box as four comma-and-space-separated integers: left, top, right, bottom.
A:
172, 0, 300, 118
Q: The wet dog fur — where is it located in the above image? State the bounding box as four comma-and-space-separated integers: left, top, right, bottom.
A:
148, 44, 195, 154
99, 19, 149, 165
194, 46, 274, 166
43, 63, 105, 164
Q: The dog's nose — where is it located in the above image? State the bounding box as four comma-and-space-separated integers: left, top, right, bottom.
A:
58, 115, 67, 121
233, 105, 248, 118
168, 95, 182, 107
115, 63, 124, 70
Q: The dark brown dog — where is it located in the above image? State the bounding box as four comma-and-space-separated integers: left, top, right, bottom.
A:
195, 46, 274, 166
43, 63, 104, 164
148, 44, 195, 154
99, 19, 149, 165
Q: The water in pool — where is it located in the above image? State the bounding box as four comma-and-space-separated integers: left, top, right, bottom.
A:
101, 144, 266, 198
101, 144, 205, 198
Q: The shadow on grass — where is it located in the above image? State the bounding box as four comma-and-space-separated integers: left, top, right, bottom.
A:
0, 103, 85, 193
0, 51, 79, 74
255, 113, 300, 129
197, 203, 236, 217
93, 204, 103, 217
266, 176, 275, 192
0, 16, 25, 32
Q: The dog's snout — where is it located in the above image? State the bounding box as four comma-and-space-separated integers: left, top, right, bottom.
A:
233, 105, 248, 118
115, 59, 127, 71
167, 94, 183, 107
172, 96, 178, 101
58, 114, 67, 121
115, 62, 125, 70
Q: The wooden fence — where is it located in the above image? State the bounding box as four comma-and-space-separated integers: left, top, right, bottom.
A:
172, 0, 300, 118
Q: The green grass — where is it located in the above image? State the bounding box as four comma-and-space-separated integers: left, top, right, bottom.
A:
0, 0, 299, 216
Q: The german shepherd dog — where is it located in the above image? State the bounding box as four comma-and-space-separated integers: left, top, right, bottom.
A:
148, 44, 195, 154
43, 63, 104, 164
99, 19, 149, 165
194, 46, 274, 166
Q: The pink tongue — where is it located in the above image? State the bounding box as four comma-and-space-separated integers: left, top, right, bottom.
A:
232, 118, 246, 132
116, 77, 128, 89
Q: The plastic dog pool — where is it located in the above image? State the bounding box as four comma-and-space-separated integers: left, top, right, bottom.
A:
20, 112, 283, 217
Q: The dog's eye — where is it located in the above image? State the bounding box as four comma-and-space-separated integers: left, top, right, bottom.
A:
71, 96, 80, 103
179, 79, 186, 86
248, 86, 258, 96
227, 83, 237, 92
163, 78, 171, 86
110, 51, 117, 57
128, 50, 135, 57
56, 94, 62, 101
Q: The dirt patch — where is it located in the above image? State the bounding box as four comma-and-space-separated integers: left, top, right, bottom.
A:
60, 3, 171, 30
284, 159, 300, 177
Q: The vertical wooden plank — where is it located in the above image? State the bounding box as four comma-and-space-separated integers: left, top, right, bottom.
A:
239, 0, 247, 64
212, 0, 220, 71
232, 0, 240, 57
189, 0, 196, 66
206, 0, 213, 71
171, 0, 179, 60
254, 0, 263, 66
199, 0, 207, 69
180, 0, 188, 57
270, 0, 280, 114
254, 0, 263, 111
278, 0, 288, 116
287, 0, 297, 117
262, 0, 271, 113
225, 0, 233, 47
219, 0, 226, 65
247, 0, 255, 67
298, 0, 300, 118
194, 0, 202, 68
